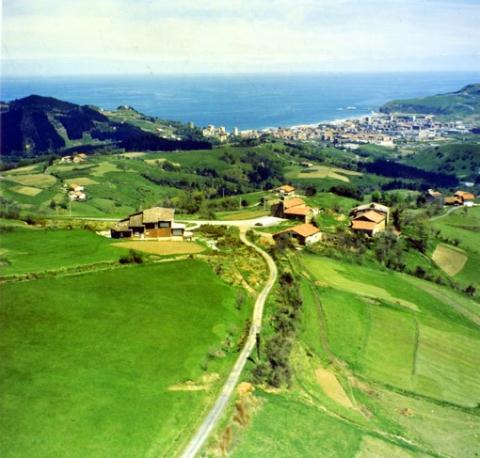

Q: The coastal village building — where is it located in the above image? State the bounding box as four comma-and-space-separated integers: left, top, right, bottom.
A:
444, 190, 476, 206
271, 197, 316, 223
273, 223, 322, 246
350, 203, 389, 236
111, 207, 188, 239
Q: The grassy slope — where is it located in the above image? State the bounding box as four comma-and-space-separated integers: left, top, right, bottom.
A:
0, 260, 244, 457
380, 84, 480, 120
430, 207, 480, 289
0, 143, 289, 218
232, 254, 480, 457
0, 228, 123, 276
431, 206, 480, 253
402, 143, 480, 180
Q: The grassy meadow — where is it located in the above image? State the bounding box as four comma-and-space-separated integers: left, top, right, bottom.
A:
229, 253, 480, 457
0, 260, 247, 457
430, 206, 480, 288
0, 227, 123, 276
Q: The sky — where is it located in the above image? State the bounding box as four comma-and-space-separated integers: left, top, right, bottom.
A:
1, 0, 480, 76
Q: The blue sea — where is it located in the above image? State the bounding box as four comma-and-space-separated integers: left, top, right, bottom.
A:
1, 72, 479, 130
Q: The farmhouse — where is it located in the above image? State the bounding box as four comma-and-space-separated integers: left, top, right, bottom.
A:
444, 191, 476, 206
350, 202, 389, 219
350, 202, 389, 236
111, 207, 187, 239
425, 189, 442, 203
273, 223, 322, 245
275, 184, 296, 197
454, 190, 475, 206
60, 153, 88, 164
271, 197, 316, 223
67, 184, 86, 201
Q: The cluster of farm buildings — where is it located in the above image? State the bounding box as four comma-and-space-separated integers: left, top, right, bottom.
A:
426, 189, 476, 207
109, 184, 475, 246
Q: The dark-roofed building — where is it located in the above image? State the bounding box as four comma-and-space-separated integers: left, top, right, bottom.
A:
111, 207, 186, 239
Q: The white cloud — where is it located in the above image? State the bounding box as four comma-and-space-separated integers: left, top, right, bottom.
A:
2, 0, 479, 74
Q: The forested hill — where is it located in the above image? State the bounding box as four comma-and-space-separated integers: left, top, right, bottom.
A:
0, 95, 211, 160
379, 83, 480, 120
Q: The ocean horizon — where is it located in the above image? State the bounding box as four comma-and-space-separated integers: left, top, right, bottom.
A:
2, 72, 479, 130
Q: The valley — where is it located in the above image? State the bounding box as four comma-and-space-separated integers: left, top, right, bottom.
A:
1, 89, 479, 458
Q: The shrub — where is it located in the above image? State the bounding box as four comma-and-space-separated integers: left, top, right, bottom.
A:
119, 249, 144, 264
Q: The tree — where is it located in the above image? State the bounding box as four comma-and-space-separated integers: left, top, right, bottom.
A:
402, 214, 431, 253
465, 285, 476, 296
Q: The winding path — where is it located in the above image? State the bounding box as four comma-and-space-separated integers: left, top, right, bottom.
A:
180, 230, 278, 458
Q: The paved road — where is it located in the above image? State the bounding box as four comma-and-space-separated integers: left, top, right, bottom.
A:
429, 205, 462, 221
180, 230, 278, 458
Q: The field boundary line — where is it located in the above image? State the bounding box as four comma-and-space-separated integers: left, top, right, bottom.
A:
412, 317, 420, 376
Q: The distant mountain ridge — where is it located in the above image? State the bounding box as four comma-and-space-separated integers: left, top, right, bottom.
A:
0, 95, 211, 159
380, 83, 480, 120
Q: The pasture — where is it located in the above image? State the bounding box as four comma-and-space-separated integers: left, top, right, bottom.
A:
6, 173, 57, 188
0, 227, 122, 276
230, 254, 480, 457
0, 260, 245, 457
301, 254, 480, 409
10, 185, 42, 196
431, 206, 480, 252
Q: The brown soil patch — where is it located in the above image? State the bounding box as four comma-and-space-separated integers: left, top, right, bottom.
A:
315, 367, 354, 409
114, 240, 204, 256
237, 382, 255, 396
432, 243, 467, 276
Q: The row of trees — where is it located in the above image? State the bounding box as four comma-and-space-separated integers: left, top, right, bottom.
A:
252, 271, 303, 388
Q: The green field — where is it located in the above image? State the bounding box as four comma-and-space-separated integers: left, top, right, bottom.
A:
0, 227, 123, 276
0, 143, 291, 218
1, 260, 246, 457
431, 206, 480, 253
230, 253, 480, 457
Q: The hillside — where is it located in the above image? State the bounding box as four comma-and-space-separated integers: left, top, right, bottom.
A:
0, 95, 211, 160
222, 253, 480, 457
380, 83, 480, 121
401, 143, 480, 183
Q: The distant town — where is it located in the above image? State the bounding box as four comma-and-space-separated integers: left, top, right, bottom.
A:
203, 112, 474, 147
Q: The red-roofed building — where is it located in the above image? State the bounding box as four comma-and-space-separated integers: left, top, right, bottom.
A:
350, 205, 387, 236
271, 197, 316, 223
273, 223, 322, 245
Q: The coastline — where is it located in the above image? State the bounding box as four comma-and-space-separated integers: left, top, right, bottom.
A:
245, 112, 376, 134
